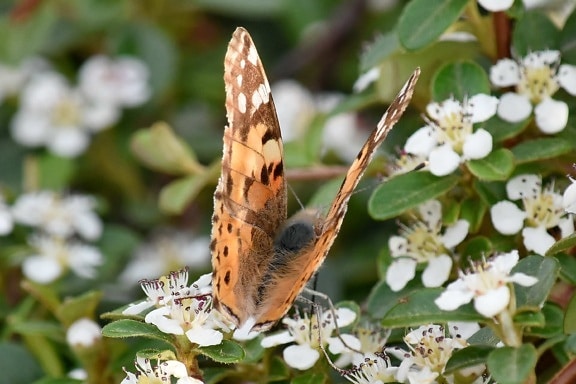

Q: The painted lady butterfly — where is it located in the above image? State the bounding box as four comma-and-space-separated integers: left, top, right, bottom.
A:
211, 27, 420, 333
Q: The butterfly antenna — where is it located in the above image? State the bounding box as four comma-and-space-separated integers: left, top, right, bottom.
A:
287, 183, 307, 211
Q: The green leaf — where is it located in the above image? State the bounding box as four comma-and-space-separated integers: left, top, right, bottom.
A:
461, 236, 493, 260
513, 311, 545, 328
560, 8, 576, 64
514, 256, 560, 311
199, 340, 245, 364
268, 356, 290, 381
445, 345, 494, 374
554, 253, 576, 284
56, 291, 102, 326
159, 159, 220, 215
565, 292, 576, 334
513, 11, 560, 56
397, 0, 468, 51
102, 319, 172, 344
482, 115, 529, 142
11, 321, 63, 341
511, 137, 572, 164
112, 23, 178, 95
0, 3, 57, 63
0, 342, 43, 384
526, 303, 563, 338
460, 198, 487, 233
194, 0, 282, 17
368, 172, 460, 220
547, 233, 576, 257
468, 326, 500, 346
474, 179, 507, 206
367, 277, 423, 318
240, 335, 266, 364
431, 61, 490, 101
381, 288, 484, 327
467, 148, 514, 181
291, 373, 328, 384
360, 32, 401, 72
487, 345, 537, 384
36, 154, 76, 190
131, 122, 202, 175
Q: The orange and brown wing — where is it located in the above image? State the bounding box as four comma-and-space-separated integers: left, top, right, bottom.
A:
211, 27, 287, 327
256, 68, 421, 325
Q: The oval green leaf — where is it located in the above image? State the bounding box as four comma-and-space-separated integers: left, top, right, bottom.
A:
398, 0, 468, 51
487, 345, 537, 384
482, 115, 529, 142
431, 61, 490, 101
565, 292, 576, 333
381, 288, 484, 327
513, 11, 560, 56
445, 345, 494, 374
555, 253, 576, 284
102, 319, 172, 344
560, 8, 576, 64
369, 172, 460, 220
511, 137, 572, 164
513, 256, 560, 311
466, 148, 514, 181
547, 233, 576, 257
199, 340, 245, 364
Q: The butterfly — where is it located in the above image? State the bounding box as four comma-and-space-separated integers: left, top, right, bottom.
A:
211, 27, 420, 333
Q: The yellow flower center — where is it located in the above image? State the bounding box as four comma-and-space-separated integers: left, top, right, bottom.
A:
517, 65, 559, 104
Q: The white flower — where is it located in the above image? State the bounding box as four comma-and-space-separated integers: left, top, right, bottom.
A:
353, 67, 380, 93
435, 251, 538, 317
12, 191, 102, 240
271, 80, 365, 162
405, 95, 497, 176
124, 271, 226, 347
386, 200, 469, 291
22, 236, 102, 284
120, 230, 211, 284
0, 194, 13, 235
490, 50, 576, 134
334, 325, 391, 368
478, 0, 514, 11
563, 177, 576, 214
343, 352, 397, 384
11, 71, 118, 157
122, 269, 205, 315
79, 55, 150, 108
490, 174, 573, 255
261, 308, 359, 370
388, 324, 482, 383
121, 356, 203, 384
66, 318, 102, 348
0, 57, 48, 102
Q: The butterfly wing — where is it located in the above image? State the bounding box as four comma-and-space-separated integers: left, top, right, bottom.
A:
257, 68, 421, 325
211, 27, 287, 327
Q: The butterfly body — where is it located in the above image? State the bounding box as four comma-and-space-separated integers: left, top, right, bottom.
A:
211, 27, 420, 332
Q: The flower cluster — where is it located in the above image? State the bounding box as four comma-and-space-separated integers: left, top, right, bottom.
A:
10, 55, 150, 157
6, 190, 103, 284
124, 269, 230, 347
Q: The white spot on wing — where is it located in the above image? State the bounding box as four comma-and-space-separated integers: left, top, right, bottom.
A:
251, 83, 270, 115
247, 44, 258, 65
238, 93, 247, 114
236, 74, 243, 86
240, 59, 246, 69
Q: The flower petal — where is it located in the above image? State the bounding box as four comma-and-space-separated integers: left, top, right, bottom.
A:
463, 129, 493, 160
435, 287, 474, 311
386, 258, 417, 292
474, 286, 510, 317
283, 344, 320, 370
468, 94, 499, 123
558, 64, 576, 95
506, 174, 541, 200
422, 254, 452, 287
442, 219, 470, 248
261, 331, 294, 348
497, 92, 532, 123
534, 98, 568, 134
429, 144, 461, 176
490, 201, 527, 235
404, 126, 437, 156
522, 226, 555, 255
490, 59, 520, 86
186, 327, 223, 347
22, 256, 62, 284
563, 181, 576, 214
